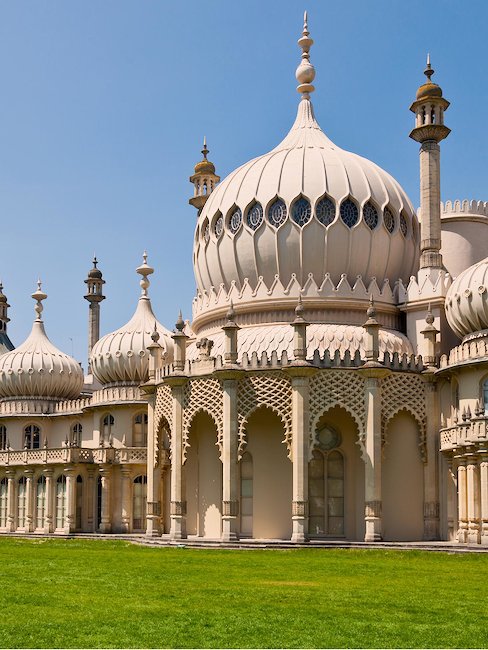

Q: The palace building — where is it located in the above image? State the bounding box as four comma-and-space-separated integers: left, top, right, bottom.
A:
0, 15, 487, 544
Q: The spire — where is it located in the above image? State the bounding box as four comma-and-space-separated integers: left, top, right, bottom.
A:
0, 281, 13, 352
31, 279, 47, 322
136, 251, 154, 298
84, 255, 106, 374
424, 53, 434, 82
202, 136, 209, 160
296, 11, 315, 96
189, 138, 220, 212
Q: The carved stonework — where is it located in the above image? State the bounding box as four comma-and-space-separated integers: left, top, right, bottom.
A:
182, 378, 223, 462
292, 500, 308, 517
147, 501, 161, 516
424, 501, 440, 519
170, 501, 187, 516
222, 500, 239, 517
365, 500, 382, 518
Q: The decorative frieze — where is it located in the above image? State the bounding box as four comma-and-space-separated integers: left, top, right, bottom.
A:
292, 500, 308, 517
222, 500, 239, 517
170, 501, 187, 516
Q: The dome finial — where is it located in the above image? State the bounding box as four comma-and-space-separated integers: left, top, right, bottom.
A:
202, 136, 208, 159
31, 279, 47, 321
136, 250, 154, 297
296, 10, 315, 96
424, 53, 434, 82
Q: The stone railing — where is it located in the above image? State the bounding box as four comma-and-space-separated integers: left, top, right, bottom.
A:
0, 446, 147, 467
439, 335, 488, 369
441, 199, 488, 218
91, 384, 145, 406
440, 417, 488, 452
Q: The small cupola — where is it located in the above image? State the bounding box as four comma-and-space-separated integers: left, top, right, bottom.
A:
410, 55, 450, 144
189, 137, 220, 213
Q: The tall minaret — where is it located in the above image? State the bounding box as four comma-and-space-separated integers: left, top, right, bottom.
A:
0, 282, 14, 353
410, 55, 450, 272
189, 137, 220, 212
84, 257, 105, 373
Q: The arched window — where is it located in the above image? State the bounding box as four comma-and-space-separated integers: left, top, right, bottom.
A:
133, 413, 148, 447
36, 476, 46, 529
0, 478, 7, 528
315, 195, 335, 227
363, 202, 378, 230
133, 475, 147, 531
0, 426, 6, 450
340, 199, 359, 228
291, 196, 312, 227
483, 379, 488, 416
240, 452, 253, 537
101, 414, 114, 443
24, 425, 40, 450
18, 477, 26, 529
71, 423, 82, 447
76, 475, 83, 530
246, 201, 264, 230
267, 198, 287, 228
55, 475, 66, 529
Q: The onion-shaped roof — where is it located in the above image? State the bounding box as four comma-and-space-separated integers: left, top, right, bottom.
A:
445, 257, 488, 339
90, 253, 173, 384
0, 282, 83, 400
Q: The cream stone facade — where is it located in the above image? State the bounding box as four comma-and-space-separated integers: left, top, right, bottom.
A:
0, 16, 486, 544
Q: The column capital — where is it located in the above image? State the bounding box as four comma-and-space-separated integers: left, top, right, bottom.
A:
170, 500, 187, 516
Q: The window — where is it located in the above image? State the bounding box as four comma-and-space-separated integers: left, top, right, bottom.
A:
36, 476, 46, 529
101, 414, 114, 443
363, 202, 378, 230
228, 206, 242, 234
71, 423, 82, 447
291, 196, 312, 226
0, 426, 6, 451
133, 413, 148, 447
399, 211, 408, 237
76, 475, 83, 530
383, 207, 395, 233
340, 199, 359, 228
483, 379, 488, 416
56, 475, 66, 529
267, 198, 287, 228
24, 425, 40, 450
0, 478, 7, 528
316, 196, 335, 226
214, 212, 224, 237
246, 201, 264, 230
133, 476, 147, 531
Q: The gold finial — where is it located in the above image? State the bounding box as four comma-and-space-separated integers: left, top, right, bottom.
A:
202, 136, 209, 159
296, 10, 315, 96
424, 53, 434, 82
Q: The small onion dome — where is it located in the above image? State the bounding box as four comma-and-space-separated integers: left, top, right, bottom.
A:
0, 282, 83, 400
90, 253, 174, 384
87, 258, 103, 279
416, 55, 443, 100
445, 257, 488, 339
194, 138, 216, 175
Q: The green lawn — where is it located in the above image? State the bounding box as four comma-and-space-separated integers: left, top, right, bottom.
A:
0, 538, 486, 648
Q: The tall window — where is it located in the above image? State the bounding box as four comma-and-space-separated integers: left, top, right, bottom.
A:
18, 477, 26, 529
0, 478, 7, 528
240, 453, 253, 537
76, 475, 83, 530
132, 475, 147, 531
0, 426, 6, 451
24, 425, 40, 450
133, 413, 148, 447
483, 379, 488, 416
101, 414, 114, 443
55, 475, 66, 529
36, 476, 46, 529
71, 423, 82, 447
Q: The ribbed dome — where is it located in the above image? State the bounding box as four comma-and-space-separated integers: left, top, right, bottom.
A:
0, 284, 83, 400
90, 254, 173, 385
445, 257, 488, 339
193, 95, 419, 305
416, 81, 443, 100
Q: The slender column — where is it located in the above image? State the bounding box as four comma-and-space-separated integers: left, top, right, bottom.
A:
145, 390, 161, 537
445, 458, 457, 541
423, 381, 440, 540
6, 469, 16, 532
169, 380, 187, 540
120, 467, 131, 533
24, 470, 34, 533
456, 457, 468, 543
419, 141, 442, 269
221, 374, 240, 541
479, 453, 488, 545
99, 465, 112, 533
290, 374, 311, 543
44, 468, 54, 533
64, 468, 76, 534
86, 467, 96, 532
466, 453, 481, 544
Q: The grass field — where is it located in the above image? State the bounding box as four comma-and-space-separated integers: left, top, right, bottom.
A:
0, 538, 486, 648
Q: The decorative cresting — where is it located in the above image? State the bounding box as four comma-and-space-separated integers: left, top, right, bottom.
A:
236, 372, 293, 459
309, 370, 366, 455
182, 378, 223, 463
380, 374, 427, 461
90, 253, 174, 384
153, 382, 173, 468
193, 13, 419, 318
0, 281, 83, 400
444, 257, 488, 339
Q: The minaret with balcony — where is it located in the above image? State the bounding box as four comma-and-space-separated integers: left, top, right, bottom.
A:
84, 257, 105, 373
0, 282, 14, 354
189, 137, 220, 213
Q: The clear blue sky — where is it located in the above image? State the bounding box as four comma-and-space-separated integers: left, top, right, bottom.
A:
1, 0, 486, 369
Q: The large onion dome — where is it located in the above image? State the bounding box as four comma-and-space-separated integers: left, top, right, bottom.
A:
193, 18, 419, 315
0, 282, 83, 400
445, 257, 488, 339
90, 253, 173, 384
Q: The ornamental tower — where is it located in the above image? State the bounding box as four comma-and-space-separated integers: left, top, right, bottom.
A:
410, 55, 450, 272
0, 282, 14, 354
84, 257, 105, 373
189, 137, 220, 212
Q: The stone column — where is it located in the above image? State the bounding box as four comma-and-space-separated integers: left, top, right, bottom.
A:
98, 465, 112, 533
220, 372, 241, 542
24, 470, 34, 533
86, 467, 96, 532
120, 467, 131, 533
168, 378, 187, 540
456, 457, 468, 543
423, 379, 440, 540
145, 390, 161, 537
479, 452, 488, 545
466, 453, 481, 544
445, 458, 457, 541
43, 468, 54, 534
419, 141, 442, 269
6, 469, 16, 532
64, 468, 76, 534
